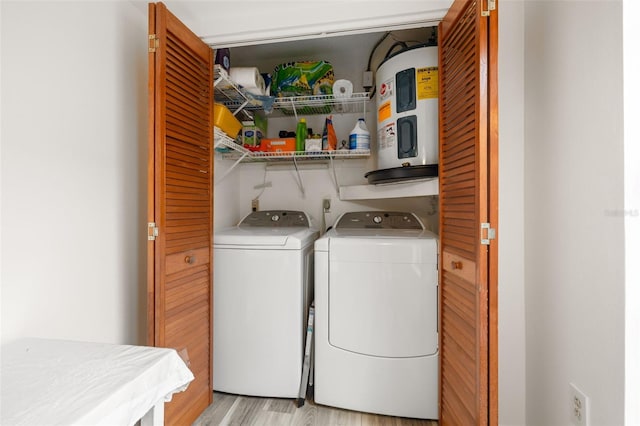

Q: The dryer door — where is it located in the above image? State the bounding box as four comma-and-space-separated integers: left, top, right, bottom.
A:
328, 237, 438, 358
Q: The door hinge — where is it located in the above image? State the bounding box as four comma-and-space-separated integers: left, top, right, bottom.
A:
148, 34, 159, 53
148, 222, 159, 241
480, 222, 496, 245
481, 0, 496, 16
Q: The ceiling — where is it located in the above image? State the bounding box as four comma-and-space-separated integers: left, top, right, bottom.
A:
162, 1, 451, 48
233, 28, 432, 65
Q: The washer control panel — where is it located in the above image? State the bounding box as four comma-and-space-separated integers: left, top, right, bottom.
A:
335, 211, 423, 230
239, 210, 310, 228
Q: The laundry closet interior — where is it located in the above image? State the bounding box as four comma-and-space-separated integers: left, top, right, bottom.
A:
212, 27, 441, 234
211, 18, 442, 416
150, 0, 497, 423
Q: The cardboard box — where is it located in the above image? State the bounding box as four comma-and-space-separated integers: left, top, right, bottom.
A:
261, 138, 295, 152
241, 121, 264, 146
305, 138, 322, 152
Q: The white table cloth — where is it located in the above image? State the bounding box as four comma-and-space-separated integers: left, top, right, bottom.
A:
1, 338, 194, 426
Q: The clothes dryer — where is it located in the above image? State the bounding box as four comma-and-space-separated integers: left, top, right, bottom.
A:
314, 211, 438, 419
213, 210, 318, 398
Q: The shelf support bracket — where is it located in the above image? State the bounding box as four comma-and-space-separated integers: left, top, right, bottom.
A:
292, 155, 306, 197
232, 99, 250, 117
215, 152, 249, 186
290, 99, 298, 122
329, 155, 340, 195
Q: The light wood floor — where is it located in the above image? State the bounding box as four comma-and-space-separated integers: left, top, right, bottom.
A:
193, 392, 438, 426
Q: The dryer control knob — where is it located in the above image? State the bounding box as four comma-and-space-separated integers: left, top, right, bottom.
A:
373, 215, 383, 224
271, 214, 280, 222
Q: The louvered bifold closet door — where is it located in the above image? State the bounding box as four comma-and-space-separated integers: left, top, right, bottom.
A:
148, 2, 214, 425
438, 0, 498, 425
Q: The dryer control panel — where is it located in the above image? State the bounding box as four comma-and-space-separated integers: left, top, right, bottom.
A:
239, 210, 310, 228
335, 211, 423, 230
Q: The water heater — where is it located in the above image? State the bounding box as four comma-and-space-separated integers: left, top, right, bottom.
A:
366, 45, 439, 184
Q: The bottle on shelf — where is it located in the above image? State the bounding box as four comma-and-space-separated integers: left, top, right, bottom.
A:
321, 115, 337, 151
349, 118, 370, 150
296, 118, 307, 152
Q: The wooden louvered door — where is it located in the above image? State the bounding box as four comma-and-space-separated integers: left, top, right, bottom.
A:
438, 0, 498, 424
148, 2, 214, 424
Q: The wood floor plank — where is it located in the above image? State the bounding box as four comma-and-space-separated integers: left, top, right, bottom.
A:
194, 392, 438, 426
222, 396, 265, 426
289, 402, 318, 426
260, 411, 295, 426
264, 397, 297, 415
193, 392, 237, 426
315, 403, 362, 426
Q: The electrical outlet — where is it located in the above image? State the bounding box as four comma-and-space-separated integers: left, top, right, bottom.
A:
570, 383, 589, 426
363, 71, 374, 88
251, 198, 259, 212
322, 198, 331, 212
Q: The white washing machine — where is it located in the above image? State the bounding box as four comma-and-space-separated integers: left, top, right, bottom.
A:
314, 211, 439, 419
213, 210, 318, 398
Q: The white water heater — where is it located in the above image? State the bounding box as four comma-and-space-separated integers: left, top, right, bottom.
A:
368, 45, 438, 184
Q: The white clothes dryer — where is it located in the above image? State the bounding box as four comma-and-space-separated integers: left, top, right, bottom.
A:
213, 210, 318, 398
314, 211, 439, 419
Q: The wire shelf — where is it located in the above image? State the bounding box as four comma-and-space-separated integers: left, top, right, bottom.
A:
219, 149, 372, 161
214, 127, 370, 162
272, 93, 370, 115
213, 65, 371, 116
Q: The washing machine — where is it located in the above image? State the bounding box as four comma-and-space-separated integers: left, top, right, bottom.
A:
314, 211, 439, 419
213, 210, 318, 398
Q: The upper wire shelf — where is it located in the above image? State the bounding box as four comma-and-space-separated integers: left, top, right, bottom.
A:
213, 65, 371, 117
272, 93, 371, 116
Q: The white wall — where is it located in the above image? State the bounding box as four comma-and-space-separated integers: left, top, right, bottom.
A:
498, 1, 526, 424
624, 0, 640, 423
0, 0, 4, 345
524, 1, 625, 425
213, 157, 243, 229
0, 1, 148, 345
227, 162, 439, 233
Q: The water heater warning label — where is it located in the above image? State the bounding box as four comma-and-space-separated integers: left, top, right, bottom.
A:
377, 123, 396, 150
417, 67, 438, 99
378, 101, 391, 123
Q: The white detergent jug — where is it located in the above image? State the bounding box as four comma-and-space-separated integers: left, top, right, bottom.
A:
349, 118, 370, 150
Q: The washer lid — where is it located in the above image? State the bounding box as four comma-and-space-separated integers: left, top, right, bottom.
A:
316, 212, 436, 250
215, 210, 317, 249
333, 228, 431, 239
335, 211, 423, 230
214, 226, 318, 249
